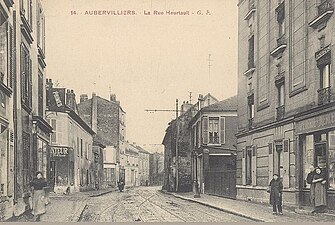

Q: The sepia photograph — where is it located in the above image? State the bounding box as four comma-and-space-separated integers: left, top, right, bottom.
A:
0, 0, 335, 223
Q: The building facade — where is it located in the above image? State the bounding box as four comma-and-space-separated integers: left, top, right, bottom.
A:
237, 0, 335, 209
190, 96, 237, 198
78, 93, 126, 187
121, 143, 139, 186
163, 94, 218, 192
137, 146, 150, 186
46, 81, 96, 193
0, 0, 52, 220
92, 142, 105, 189
149, 152, 164, 186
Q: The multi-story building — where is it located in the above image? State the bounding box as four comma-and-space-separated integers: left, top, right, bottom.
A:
189, 96, 237, 198
137, 145, 150, 186
149, 152, 164, 186
0, 0, 52, 220
121, 142, 139, 186
46, 80, 96, 193
163, 94, 218, 192
78, 93, 126, 187
237, 0, 335, 209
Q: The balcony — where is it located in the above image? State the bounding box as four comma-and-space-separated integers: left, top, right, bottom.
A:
209, 135, 219, 144
271, 35, 287, 57
276, 105, 285, 120
244, 0, 256, 20
309, 0, 334, 29
318, 87, 332, 105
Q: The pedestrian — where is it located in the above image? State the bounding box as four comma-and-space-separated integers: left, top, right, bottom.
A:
306, 165, 315, 207
312, 167, 327, 213
30, 171, 48, 221
268, 174, 283, 215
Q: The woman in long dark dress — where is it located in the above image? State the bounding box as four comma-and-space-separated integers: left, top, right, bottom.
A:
268, 174, 283, 215
30, 171, 48, 221
306, 165, 315, 207
312, 167, 327, 213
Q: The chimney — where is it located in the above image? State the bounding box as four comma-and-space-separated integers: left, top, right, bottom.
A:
181, 101, 192, 114
110, 94, 116, 102
91, 92, 98, 133
198, 94, 204, 110
80, 94, 88, 103
66, 89, 76, 110
46, 78, 53, 89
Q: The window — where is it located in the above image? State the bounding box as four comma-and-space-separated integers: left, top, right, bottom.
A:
37, 6, 45, 53
328, 131, 335, 190
248, 35, 255, 69
248, 95, 255, 120
20, 0, 33, 27
20, 44, 32, 107
0, 13, 7, 87
23, 132, 30, 192
320, 63, 331, 89
51, 119, 56, 143
38, 72, 43, 116
278, 84, 285, 107
80, 139, 83, 157
276, 1, 285, 37
209, 118, 219, 144
246, 148, 252, 185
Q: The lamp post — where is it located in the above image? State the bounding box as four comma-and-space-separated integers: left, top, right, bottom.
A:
193, 151, 200, 198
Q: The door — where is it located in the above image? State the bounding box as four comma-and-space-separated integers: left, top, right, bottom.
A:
49, 161, 56, 189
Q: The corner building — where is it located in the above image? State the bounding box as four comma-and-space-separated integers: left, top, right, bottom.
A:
237, 0, 335, 209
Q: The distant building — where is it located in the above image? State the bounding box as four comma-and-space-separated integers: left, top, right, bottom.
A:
78, 93, 126, 187
137, 145, 151, 186
121, 143, 139, 186
189, 96, 237, 198
149, 152, 164, 186
163, 94, 218, 192
46, 80, 96, 193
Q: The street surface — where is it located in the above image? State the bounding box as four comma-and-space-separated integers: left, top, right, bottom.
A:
78, 186, 252, 222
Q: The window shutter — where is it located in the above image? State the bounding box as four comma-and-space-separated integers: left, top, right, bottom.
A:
8, 24, 13, 88
202, 117, 208, 144
29, 58, 32, 107
20, 45, 24, 97
220, 117, 225, 144
241, 148, 246, 185
51, 119, 56, 143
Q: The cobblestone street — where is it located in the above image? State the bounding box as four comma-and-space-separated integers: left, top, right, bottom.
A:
79, 186, 252, 222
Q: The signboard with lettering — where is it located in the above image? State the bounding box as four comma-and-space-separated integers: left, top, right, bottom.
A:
296, 111, 335, 134
50, 147, 69, 157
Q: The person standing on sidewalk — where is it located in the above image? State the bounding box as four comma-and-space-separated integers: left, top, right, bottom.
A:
312, 167, 327, 213
268, 174, 283, 215
306, 165, 315, 207
30, 171, 48, 221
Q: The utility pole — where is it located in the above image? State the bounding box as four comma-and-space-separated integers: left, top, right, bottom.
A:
175, 99, 179, 192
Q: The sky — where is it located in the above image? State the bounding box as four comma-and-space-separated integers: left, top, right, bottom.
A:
41, 0, 238, 147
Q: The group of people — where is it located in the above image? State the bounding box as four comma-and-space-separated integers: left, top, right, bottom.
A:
268, 166, 327, 216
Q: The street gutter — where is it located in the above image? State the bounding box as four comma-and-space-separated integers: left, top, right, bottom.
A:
160, 190, 264, 222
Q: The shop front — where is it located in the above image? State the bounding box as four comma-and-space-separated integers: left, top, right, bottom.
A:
296, 107, 335, 209
49, 146, 74, 193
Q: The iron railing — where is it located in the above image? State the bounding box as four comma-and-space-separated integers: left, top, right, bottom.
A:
318, 86, 331, 105
318, 0, 334, 16
276, 105, 285, 120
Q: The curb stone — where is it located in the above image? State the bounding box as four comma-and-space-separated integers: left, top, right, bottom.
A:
160, 190, 264, 222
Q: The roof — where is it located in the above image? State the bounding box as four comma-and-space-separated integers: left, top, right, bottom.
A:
201, 95, 237, 112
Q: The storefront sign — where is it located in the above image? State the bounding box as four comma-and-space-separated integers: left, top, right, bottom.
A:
50, 147, 69, 157
296, 111, 335, 134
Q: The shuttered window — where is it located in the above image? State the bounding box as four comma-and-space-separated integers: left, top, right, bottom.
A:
220, 117, 225, 144
51, 119, 56, 143
202, 117, 208, 144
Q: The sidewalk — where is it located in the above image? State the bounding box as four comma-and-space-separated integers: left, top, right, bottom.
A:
162, 191, 335, 222
9, 187, 116, 222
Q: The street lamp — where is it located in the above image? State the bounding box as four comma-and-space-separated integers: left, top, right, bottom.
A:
193, 151, 200, 198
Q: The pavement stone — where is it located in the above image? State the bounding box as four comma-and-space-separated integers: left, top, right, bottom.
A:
8, 188, 116, 222
162, 191, 335, 222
